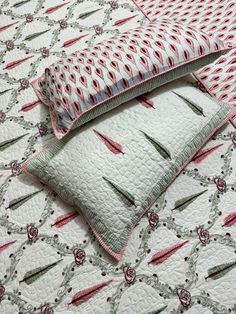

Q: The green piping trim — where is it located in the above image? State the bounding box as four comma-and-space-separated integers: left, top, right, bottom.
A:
26, 102, 232, 254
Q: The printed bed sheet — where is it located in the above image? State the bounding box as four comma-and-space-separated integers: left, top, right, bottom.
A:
0, 1, 236, 314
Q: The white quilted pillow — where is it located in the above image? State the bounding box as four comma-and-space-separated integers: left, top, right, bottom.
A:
23, 79, 235, 260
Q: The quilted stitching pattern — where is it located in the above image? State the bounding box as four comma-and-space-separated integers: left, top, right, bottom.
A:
24, 79, 233, 260
1, 1, 236, 313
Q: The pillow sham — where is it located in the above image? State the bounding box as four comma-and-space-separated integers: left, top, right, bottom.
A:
31, 20, 230, 139
23, 79, 235, 261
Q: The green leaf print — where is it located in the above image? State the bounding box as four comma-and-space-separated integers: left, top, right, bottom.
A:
20, 259, 62, 285
103, 177, 136, 207
24, 29, 50, 41
172, 92, 205, 116
141, 131, 171, 159
172, 190, 207, 211
6, 189, 43, 210
206, 260, 236, 280
0, 133, 29, 151
78, 9, 101, 19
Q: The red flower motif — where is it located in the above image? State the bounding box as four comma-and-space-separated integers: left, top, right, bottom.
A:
59, 19, 68, 29
214, 177, 226, 192
231, 132, 236, 146
27, 225, 38, 242
20, 78, 29, 89
9, 161, 21, 175
123, 266, 136, 284
0, 111, 6, 123
147, 211, 159, 228
6, 40, 14, 51
41, 47, 49, 58
197, 228, 210, 244
177, 288, 191, 307
0, 284, 5, 299
41, 305, 54, 314
37, 122, 48, 136
73, 248, 85, 265
25, 14, 33, 23
94, 25, 103, 35
109, 1, 118, 9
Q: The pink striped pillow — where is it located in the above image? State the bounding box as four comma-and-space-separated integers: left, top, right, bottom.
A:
32, 20, 230, 139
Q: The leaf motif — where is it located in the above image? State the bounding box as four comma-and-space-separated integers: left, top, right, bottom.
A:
172, 190, 207, 211
206, 260, 236, 280
78, 9, 101, 19
0, 133, 29, 152
19, 100, 40, 112
141, 131, 171, 159
0, 21, 18, 33
62, 34, 89, 48
13, 0, 31, 7
45, 1, 70, 14
25, 29, 50, 41
51, 211, 79, 228
191, 144, 223, 164
20, 259, 62, 285
146, 305, 167, 314
137, 95, 155, 109
69, 279, 113, 306
93, 129, 124, 155
113, 14, 138, 27
148, 241, 188, 265
0, 240, 16, 253
172, 92, 205, 116
0, 88, 12, 95
6, 189, 43, 210
222, 211, 236, 227
4, 55, 33, 70
103, 177, 136, 207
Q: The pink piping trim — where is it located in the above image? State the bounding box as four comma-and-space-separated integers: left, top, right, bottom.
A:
31, 76, 50, 107
21, 106, 236, 261
83, 214, 122, 261
21, 144, 50, 174
126, 5, 236, 127
31, 46, 231, 139
109, 104, 236, 261
126, 1, 236, 129
22, 154, 122, 260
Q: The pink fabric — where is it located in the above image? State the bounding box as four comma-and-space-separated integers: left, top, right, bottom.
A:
31, 19, 229, 139
132, 0, 236, 111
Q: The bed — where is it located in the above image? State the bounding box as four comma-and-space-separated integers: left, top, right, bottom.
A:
0, 1, 236, 313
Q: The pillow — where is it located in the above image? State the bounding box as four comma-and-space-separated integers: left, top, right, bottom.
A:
23, 79, 235, 261
31, 20, 230, 139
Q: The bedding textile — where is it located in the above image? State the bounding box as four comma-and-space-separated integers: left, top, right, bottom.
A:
133, 0, 236, 108
0, 1, 236, 314
32, 19, 229, 138
23, 79, 234, 261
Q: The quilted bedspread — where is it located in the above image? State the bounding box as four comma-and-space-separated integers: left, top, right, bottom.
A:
0, 1, 236, 314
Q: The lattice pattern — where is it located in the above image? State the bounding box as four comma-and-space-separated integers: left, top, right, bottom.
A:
0, 1, 236, 313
